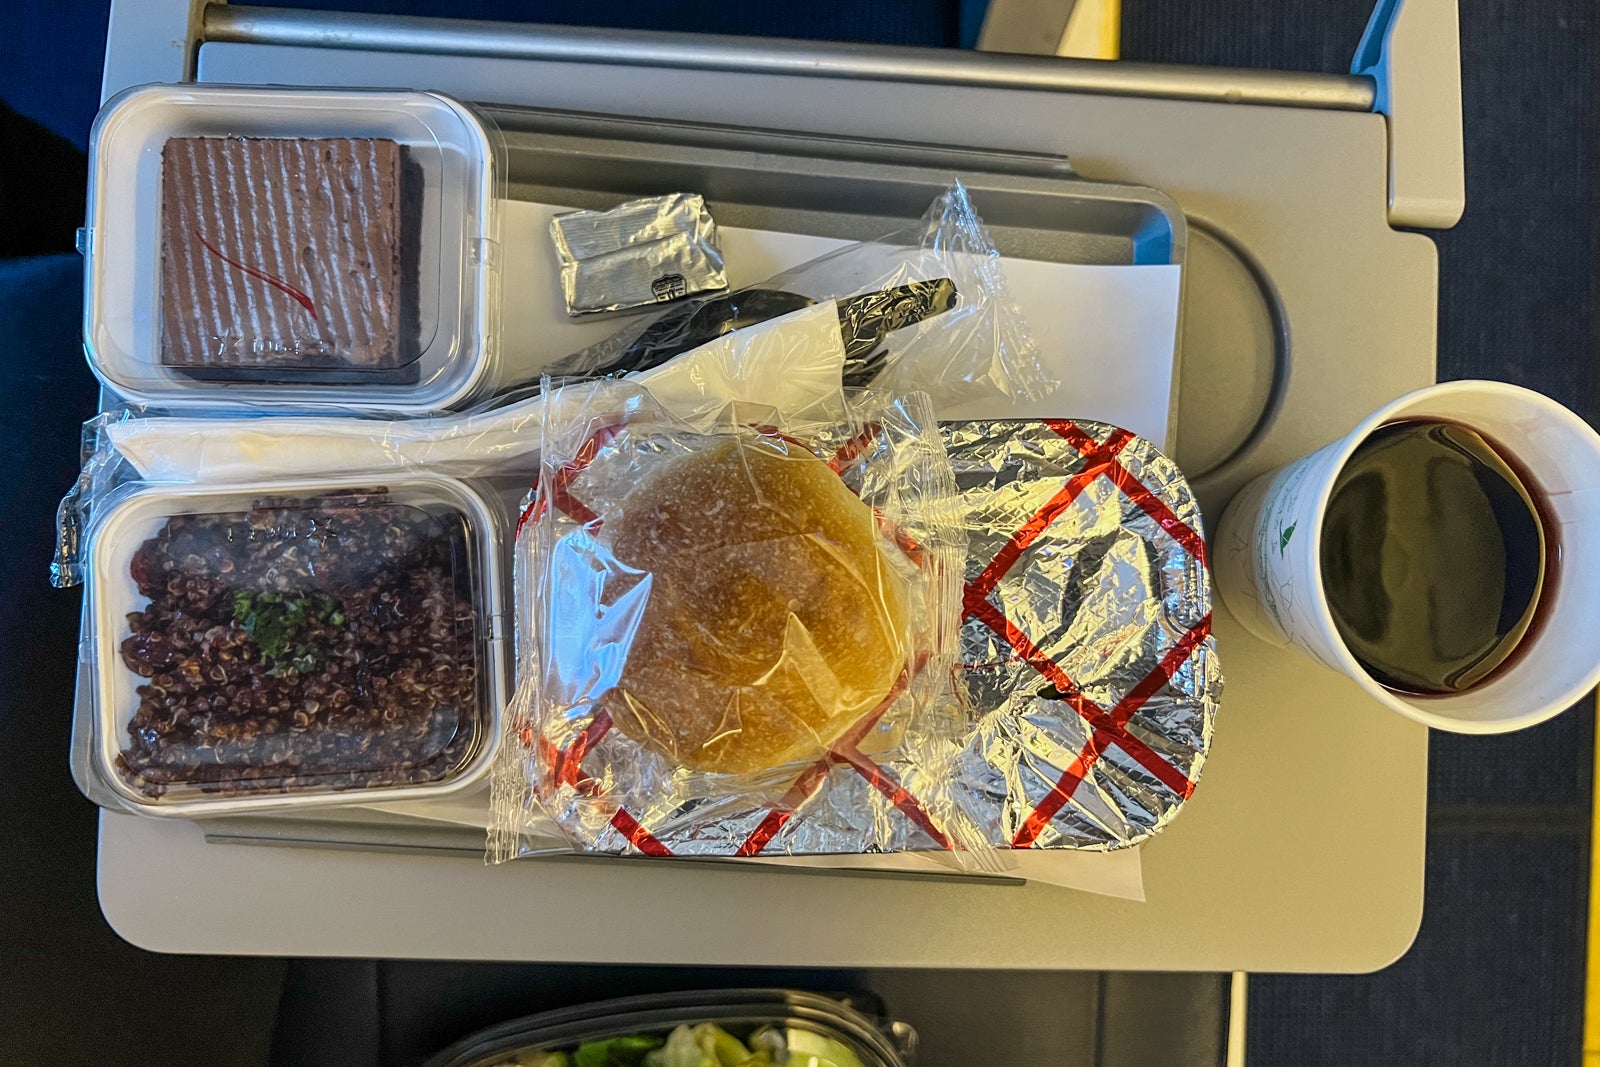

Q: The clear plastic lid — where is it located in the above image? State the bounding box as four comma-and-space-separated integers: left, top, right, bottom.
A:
83, 84, 503, 413
421, 990, 914, 1067
84, 475, 507, 814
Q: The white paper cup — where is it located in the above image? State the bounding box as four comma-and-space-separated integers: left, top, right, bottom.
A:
1214, 380, 1600, 733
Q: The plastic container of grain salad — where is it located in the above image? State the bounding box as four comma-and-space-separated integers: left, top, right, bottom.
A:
78, 472, 509, 816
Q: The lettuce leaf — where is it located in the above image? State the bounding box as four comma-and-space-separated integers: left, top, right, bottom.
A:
573, 1035, 664, 1067
641, 1024, 770, 1067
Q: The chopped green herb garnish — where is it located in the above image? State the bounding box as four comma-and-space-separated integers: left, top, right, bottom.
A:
230, 589, 346, 676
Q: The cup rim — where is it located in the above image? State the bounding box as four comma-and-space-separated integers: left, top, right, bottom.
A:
1300, 380, 1600, 734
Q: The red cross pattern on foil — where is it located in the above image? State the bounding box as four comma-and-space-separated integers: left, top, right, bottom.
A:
526, 423, 956, 858
960, 418, 1213, 848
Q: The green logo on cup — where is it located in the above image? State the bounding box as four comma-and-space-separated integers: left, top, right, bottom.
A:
1278, 522, 1296, 555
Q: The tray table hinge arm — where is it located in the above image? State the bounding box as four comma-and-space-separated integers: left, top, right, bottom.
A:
1354, 0, 1466, 229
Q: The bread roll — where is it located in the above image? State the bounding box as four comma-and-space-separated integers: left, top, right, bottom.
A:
599, 433, 909, 774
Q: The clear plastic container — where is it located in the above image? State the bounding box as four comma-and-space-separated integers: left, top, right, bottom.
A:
83, 84, 503, 414
82, 473, 509, 816
422, 990, 915, 1067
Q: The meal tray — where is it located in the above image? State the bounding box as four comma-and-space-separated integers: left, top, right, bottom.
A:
72, 104, 1186, 857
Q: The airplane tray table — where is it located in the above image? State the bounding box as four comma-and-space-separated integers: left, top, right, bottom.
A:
89, 0, 1459, 973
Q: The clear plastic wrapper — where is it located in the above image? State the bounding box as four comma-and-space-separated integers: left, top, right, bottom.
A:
51, 303, 857, 588
79, 474, 509, 816
52, 179, 1050, 542
83, 84, 504, 414
490, 379, 978, 862
54, 184, 1047, 559
533, 183, 1047, 408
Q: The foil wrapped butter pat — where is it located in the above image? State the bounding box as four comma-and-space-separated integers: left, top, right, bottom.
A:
550, 193, 728, 316
945, 418, 1222, 851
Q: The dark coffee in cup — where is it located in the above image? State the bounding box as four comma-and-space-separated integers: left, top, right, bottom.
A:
1319, 420, 1547, 695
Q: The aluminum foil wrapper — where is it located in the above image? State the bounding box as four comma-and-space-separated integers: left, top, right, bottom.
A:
551, 193, 728, 316
947, 418, 1221, 850
510, 416, 1218, 858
